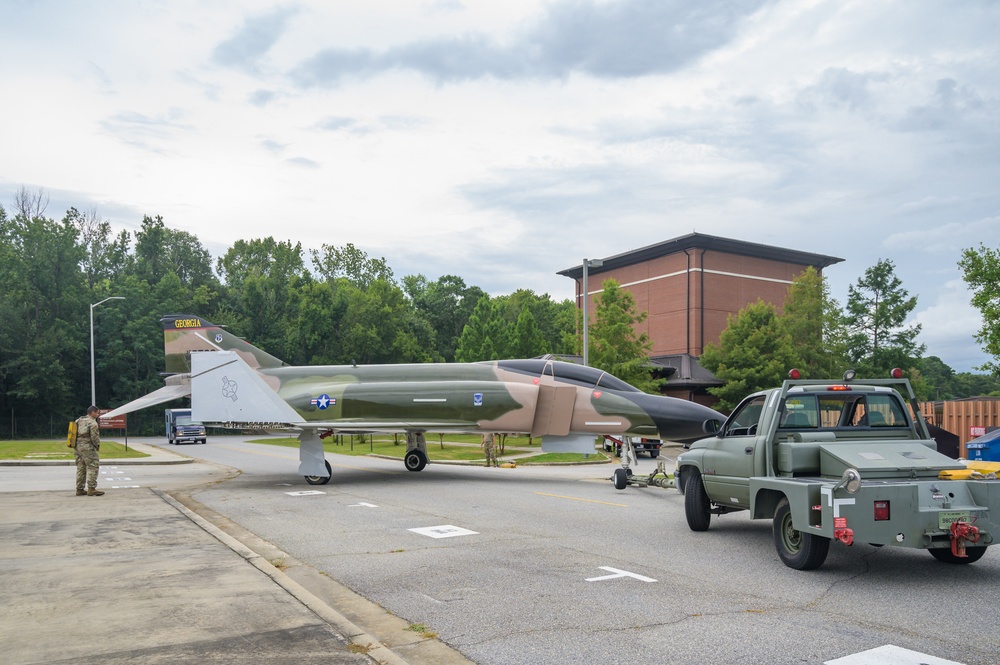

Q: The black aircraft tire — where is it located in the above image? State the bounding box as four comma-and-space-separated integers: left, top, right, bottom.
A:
405, 449, 428, 472
304, 460, 333, 485
684, 472, 711, 532
612, 468, 628, 490
929, 546, 988, 564
773, 498, 830, 570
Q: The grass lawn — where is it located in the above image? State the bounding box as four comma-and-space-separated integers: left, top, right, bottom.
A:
247, 434, 610, 465
0, 440, 150, 460
518, 452, 611, 465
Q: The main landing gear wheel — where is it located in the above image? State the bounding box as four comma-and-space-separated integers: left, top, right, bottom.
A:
404, 449, 428, 472
612, 467, 628, 490
929, 546, 988, 564
304, 460, 333, 485
773, 497, 830, 570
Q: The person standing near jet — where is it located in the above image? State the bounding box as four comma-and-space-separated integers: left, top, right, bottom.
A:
75, 406, 104, 496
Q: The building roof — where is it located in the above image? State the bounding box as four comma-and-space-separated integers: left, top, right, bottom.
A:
557, 231, 844, 280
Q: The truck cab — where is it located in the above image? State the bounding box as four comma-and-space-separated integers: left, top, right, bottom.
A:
165, 408, 207, 445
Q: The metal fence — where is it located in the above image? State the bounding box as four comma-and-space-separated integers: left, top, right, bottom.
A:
920, 398, 1000, 457
1, 410, 166, 440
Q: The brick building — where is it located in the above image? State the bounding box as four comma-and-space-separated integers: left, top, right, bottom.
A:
558, 232, 843, 404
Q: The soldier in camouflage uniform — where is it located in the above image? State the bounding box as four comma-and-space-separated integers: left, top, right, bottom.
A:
75, 406, 104, 496
481, 432, 499, 468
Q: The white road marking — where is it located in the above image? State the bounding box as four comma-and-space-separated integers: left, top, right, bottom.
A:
111, 485, 141, 489
285, 490, 327, 496
586, 567, 657, 583
825, 644, 965, 665
349, 502, 378, 508
409, 525, 479, 539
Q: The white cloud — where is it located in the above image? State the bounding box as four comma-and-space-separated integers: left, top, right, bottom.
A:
1, 0, 999, 373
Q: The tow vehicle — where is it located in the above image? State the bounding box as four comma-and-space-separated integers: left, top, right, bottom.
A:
673, 369, 1000, 570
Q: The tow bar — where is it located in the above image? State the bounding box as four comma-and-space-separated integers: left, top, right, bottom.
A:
608, 435, 675, 491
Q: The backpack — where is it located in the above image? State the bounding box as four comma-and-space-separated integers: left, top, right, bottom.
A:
67, 420, 78, 448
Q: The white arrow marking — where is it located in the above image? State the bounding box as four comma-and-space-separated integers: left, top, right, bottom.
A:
586, 566, 657, 583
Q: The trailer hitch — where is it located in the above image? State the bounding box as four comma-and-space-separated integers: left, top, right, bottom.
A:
949, 520, 981, 558
833, 517, 854, 546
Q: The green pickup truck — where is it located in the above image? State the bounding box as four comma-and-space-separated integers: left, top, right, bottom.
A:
674, 371, 1000, 570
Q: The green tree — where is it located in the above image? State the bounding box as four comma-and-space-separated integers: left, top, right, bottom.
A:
311, 242, 393, 288
0, 206, 89, 420
510, 306, 546, 358
779, 267, 849, 378
918, 356, 957, 400
67, 207, 130, 291
217, 237, 309, 360
844, 259, 925, 377
337, 279, 436, 364
959, 243, 1000, 375
586, 279, 658, 392
403, 274, 486, 361
501, 289, 576, 356
455, 296, 510, 362
700, 299, 798, 411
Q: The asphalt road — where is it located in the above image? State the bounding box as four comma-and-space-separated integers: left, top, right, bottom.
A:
10, 436, 998, 664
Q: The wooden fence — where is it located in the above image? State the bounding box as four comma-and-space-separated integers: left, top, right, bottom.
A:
919, 399, 1000, 458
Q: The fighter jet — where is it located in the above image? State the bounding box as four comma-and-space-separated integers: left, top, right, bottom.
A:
106, 314, 724, 484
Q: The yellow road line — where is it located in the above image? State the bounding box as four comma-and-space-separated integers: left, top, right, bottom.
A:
534, 492, 627, 507
216, 444, 402, 475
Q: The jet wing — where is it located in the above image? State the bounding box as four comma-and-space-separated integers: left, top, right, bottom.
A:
103, 384, 191, 419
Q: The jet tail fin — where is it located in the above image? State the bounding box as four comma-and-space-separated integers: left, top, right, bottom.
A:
161, 314, 285, 375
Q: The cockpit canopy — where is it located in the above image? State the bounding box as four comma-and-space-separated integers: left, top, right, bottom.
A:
495, 359, 640, 393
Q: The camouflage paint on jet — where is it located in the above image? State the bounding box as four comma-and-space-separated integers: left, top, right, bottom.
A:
107, 314, 724, 483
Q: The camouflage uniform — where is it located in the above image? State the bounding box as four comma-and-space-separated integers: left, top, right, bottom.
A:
75, 414, 101, 493
481, 432, 498, 467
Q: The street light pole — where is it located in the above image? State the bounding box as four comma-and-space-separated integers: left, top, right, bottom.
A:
581, 258, 603, 366
90, 296, 124, 406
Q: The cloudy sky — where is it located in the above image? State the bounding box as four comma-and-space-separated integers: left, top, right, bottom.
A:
1, 0, 997, 371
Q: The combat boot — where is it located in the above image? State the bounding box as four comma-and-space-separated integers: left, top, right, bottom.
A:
76, 489, 87, 496
87, 489, 105, 496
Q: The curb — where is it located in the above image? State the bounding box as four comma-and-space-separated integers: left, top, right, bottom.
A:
155, 489, 409, 665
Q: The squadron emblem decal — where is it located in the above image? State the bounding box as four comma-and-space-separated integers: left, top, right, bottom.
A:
221, 376, 238, 402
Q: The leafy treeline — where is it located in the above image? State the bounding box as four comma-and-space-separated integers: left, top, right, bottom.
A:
700, 263, 1000, 410
0, 200, 576, 435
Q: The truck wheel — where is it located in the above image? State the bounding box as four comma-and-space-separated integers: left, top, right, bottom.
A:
612, 468, 628, 490
773, 498, 829, 570
649, 450, 659, 459
929, 546, 987, 564
304, 460, 333, 485
684, 472, 711, 532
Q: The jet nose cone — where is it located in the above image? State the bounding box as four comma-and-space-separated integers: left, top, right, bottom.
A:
632, 393, 724, 443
